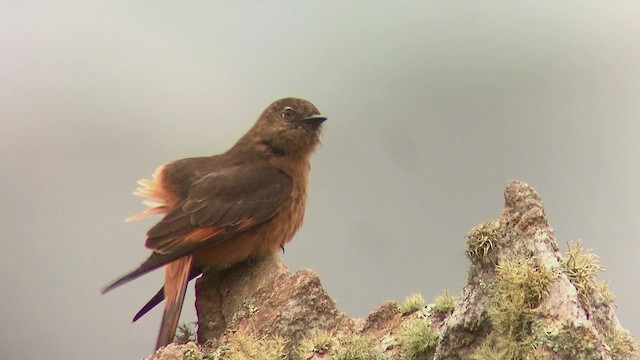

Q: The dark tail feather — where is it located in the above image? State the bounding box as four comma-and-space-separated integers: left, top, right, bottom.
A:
133, 288, 164, 323
132, 268, 202, 323
101, 253, 171, 294
102, 228, 237, 294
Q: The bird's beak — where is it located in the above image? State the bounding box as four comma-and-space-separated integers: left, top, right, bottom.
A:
302, 114, 328, 126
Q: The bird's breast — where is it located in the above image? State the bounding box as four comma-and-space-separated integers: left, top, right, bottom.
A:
193, 181, 307, 271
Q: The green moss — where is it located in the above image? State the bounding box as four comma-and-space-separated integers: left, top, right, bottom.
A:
470, 336, 545, 360
487, 258, 554, 340
538, 321, 600, 360
207, 333, 287, 360
400, 293, 426, 315
180, 342, 204, 360
296, 330, 338, 359
380, 334, 398, 352
594, 281, 615, 305
466, 220, 500, 262
525, 347, 550, 360
227, 298, 258, 331
398, 316, 437, 360
432, 289, 456, 314
175, 322, 197, 344
333, 333, 385, 360
562, 241, 605, 306
605, 326, 638, 359
228, 310, 246, 331
470, 339, 501, 360
242, 298, 258, 315
471, 257, 556, 360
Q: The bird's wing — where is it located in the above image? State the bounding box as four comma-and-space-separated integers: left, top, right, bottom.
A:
102, 163, 292, 293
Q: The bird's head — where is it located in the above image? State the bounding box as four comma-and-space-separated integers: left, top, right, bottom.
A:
243, 97, 327, 158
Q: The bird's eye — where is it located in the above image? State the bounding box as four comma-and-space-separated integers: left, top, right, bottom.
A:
281, 107, 294, 119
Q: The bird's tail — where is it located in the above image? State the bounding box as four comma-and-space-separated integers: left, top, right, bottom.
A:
133, 267, 203, 323
155, 255, 193, 350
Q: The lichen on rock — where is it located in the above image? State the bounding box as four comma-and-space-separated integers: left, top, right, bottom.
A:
145, 181, 638, 360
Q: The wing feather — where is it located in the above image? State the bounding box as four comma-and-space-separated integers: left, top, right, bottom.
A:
102, 162, 292, 294
145, 164, 292, 254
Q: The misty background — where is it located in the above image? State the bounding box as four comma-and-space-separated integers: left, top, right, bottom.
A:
2, 2, 639, 359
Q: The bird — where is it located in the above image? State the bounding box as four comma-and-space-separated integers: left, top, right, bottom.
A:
102, 97, 327, 350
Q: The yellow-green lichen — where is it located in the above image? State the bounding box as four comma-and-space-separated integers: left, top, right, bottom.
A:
540, 321, 600, 360
594, 281, 615, 305
380, 334, 398, 352
472, 257, 555, 358
296, 330, 338, 359
605, 326, 638, 359
242, 298, 258, 315
524, 347, 549, 360
174, 322, 198, 344
180, 341, 204, 360
227, 298, 258, 331
432, 289, 456, 315
145, 343, 204, 360
207, 333, 287, 360
466, 220, 500, 262
228, 310, 246, 331
487, 258, 554, 340
399, 293, 426, 315
470, 336, 546, 360
562, 241, 606, 306
398, 316, 437, 360
333, 333, 385, 360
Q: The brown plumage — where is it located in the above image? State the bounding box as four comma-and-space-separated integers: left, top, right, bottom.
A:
102, 98, 326, 350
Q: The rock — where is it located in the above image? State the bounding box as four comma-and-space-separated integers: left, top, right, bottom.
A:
145, 180, 638, 360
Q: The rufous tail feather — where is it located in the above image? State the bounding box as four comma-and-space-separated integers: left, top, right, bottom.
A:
155, 255, 193, 350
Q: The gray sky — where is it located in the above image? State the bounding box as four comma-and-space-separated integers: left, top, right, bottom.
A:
2, 2, 639, 359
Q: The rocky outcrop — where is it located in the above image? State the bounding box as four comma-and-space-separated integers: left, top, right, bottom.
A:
146, 181, 638, 360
